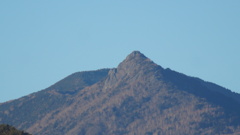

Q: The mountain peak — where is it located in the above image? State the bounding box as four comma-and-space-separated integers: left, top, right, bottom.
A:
104, 51, 162, 89
105, 51, 162, 84
125, 51, 147, 59
117, 51, 161, 72
123, 51, 148, 63
1, 51, 240, 135
117, 51, 153, 72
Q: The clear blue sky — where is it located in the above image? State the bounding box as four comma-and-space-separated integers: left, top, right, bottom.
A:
1, 1, 240, 103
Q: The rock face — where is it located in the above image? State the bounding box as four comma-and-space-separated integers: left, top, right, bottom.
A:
1, 51, 240, 135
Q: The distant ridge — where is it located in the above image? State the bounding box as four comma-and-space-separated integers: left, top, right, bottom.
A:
1, 51, 240, 135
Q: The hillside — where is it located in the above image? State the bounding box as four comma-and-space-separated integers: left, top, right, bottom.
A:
1, 51, 240, 135
0, 124, 31, 135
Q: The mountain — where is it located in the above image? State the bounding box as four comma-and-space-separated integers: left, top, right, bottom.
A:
0, 124, 31, 135
1, 51, 240, 135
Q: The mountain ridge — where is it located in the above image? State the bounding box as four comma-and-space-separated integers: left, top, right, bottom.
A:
1, 51, 240, 135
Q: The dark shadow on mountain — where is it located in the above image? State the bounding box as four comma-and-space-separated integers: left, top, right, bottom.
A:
163, 68, 240, 115
46, 69, 110, 94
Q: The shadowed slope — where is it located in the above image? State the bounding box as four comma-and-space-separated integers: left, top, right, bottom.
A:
0, 124, 31, 135
46, 69, 110, 94
163, 68, 240, 114
0, 69, 109, 130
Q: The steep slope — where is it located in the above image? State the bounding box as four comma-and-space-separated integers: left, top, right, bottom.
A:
1, 51, 240, 135
0, 69, 109, 130
163, 68, 240, 113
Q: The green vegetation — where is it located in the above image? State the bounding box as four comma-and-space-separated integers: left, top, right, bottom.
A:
0, 124, 31, 135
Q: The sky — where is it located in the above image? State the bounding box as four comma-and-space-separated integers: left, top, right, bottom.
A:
1, 1, 240, 103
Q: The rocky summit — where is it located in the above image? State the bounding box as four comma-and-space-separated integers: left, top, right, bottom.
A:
1, 51, 240, 135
